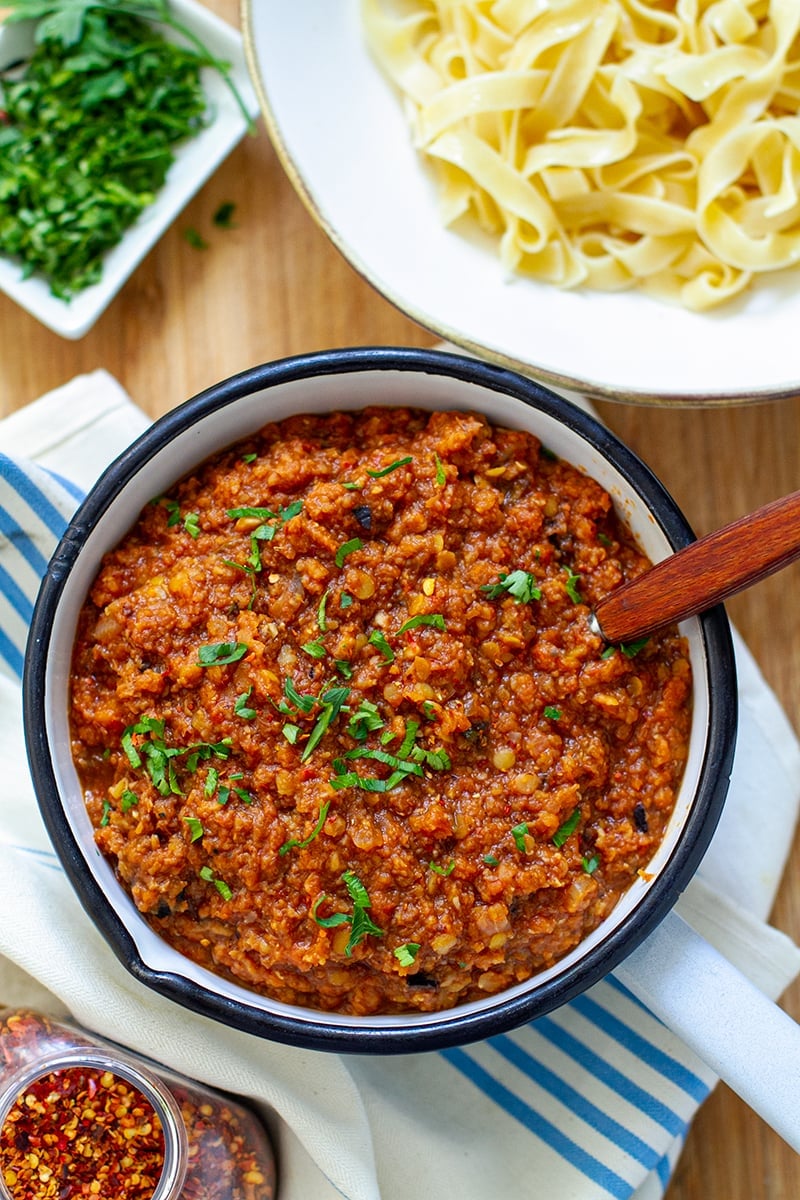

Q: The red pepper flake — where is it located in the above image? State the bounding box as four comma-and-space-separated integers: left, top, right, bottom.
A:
0, 1011, 277, 1200
0, 1066, 165, 1199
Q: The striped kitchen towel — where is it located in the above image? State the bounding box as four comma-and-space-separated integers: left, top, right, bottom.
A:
1, 372, 799, 1200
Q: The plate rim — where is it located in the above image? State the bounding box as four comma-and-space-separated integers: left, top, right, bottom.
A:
240, 0, 800, 409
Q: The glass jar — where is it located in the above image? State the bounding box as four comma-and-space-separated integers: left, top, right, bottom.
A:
0, 1009, 276, 1200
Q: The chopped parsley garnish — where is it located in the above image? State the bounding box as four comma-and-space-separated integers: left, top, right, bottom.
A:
340, 593, 353, 609
396, 613, 446, 634
282, 723, 301, 745
334, 659, 354, 680
434, 453, 446, 485
280, 678, 316, 714
0, 0, 252, 298
226, 501, 303, 550
429, 859, 455, 877
394, 943, 421, 967
483, 854, 499, 866
279, 800, 330, 856
346, 699, 385, 741
365, 456, 413, 478
121, 716, 232, 796
217, 778, 253, 806
241, 452, 258, 464
563, 566, 583, 604
234, 687, 256, 720
183, 512, 200, 539
621, 638, 649, 658
368, 630, 395, 662
312, 870, 384, 956
543, 705, 562, 720
183, 226, 208, 250
213, 201, 237, 228
301, 638, 327, 660
335, 537, 363, 567
120, 789, 138, 813
553, 807, 581, 847
223, 556, 258, 608
511, 821, 529, 852
481, 570, 541, 603
184, 816, 204, 842
199, 865, 232, 902
302, 686, 352, 762
197, 641, 248, 666
318, 590, 330, 631
330, 718, 450, 792
582, 854, 600, 875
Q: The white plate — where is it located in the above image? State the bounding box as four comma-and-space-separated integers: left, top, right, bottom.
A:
0, 0, 258, 340
242, 1, 800, 407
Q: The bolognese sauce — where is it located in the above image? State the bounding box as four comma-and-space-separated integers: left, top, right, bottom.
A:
69, 408, 691, 1015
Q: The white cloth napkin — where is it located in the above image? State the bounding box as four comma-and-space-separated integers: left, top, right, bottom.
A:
2, 371, 800, 1200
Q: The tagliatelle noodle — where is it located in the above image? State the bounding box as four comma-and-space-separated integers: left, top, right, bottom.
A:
361, 0, 800, 310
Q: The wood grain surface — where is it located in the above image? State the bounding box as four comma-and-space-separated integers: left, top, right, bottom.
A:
1, 2, 798, 1194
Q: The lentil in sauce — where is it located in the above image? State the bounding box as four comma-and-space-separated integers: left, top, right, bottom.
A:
70, 408, 692, 1015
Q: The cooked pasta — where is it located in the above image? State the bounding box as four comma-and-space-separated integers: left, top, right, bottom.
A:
361, 0, 800, 310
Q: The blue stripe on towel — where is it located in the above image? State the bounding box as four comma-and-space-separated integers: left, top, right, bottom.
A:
46, 469, 84, 503
0, 454, 72, 537
492, 1032, 662, 1168
0, 625, 24, 679
0, 560, 35, 627
534, 1015, 686, 1136
570, 994, 711, 1102
0, 503, 52, 578
442, 1045, 634, 1199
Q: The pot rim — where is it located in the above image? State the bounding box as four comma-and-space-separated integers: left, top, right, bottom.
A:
22, 346, 737, 1053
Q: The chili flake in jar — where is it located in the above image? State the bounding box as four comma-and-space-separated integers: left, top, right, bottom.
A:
0, 1064, 165, 1200
0, 1010, 276, 1200
69, 407, 694, 1016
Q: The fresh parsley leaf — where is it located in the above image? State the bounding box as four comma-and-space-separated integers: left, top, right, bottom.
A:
279, 800, 330, 856
621, 638, 649, 658
481, 570, 541, 603
428, 859, 455, 877
394, 943, 421, 967
234, 687, 256, 720
197, 641, 248, 666
312, 870, 384, 957
553, 807, 581, 847
183, 512, 200, 539
346, 699, 385, 741
434, 453, 446, 485
317, 590, 330, 632
511, 822, 529, 852
563, 566, 583, 604
365, 456, 413, 478
335, 537, 363, 567
213, 200, 237, 228
184, 816, 204, 842
368, 629, 394, 662
396, 613, 446, 634
184, 226, 208, 250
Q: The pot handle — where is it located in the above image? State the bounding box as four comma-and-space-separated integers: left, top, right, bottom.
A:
613, 909, 800, 1152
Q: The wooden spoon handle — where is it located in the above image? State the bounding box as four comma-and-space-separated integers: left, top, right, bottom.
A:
593, 488, 800, 644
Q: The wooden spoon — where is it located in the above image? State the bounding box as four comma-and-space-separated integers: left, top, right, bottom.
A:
590, 488, 800, 644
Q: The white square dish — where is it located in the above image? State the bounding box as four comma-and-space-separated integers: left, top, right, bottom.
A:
0, 0, 258, 339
